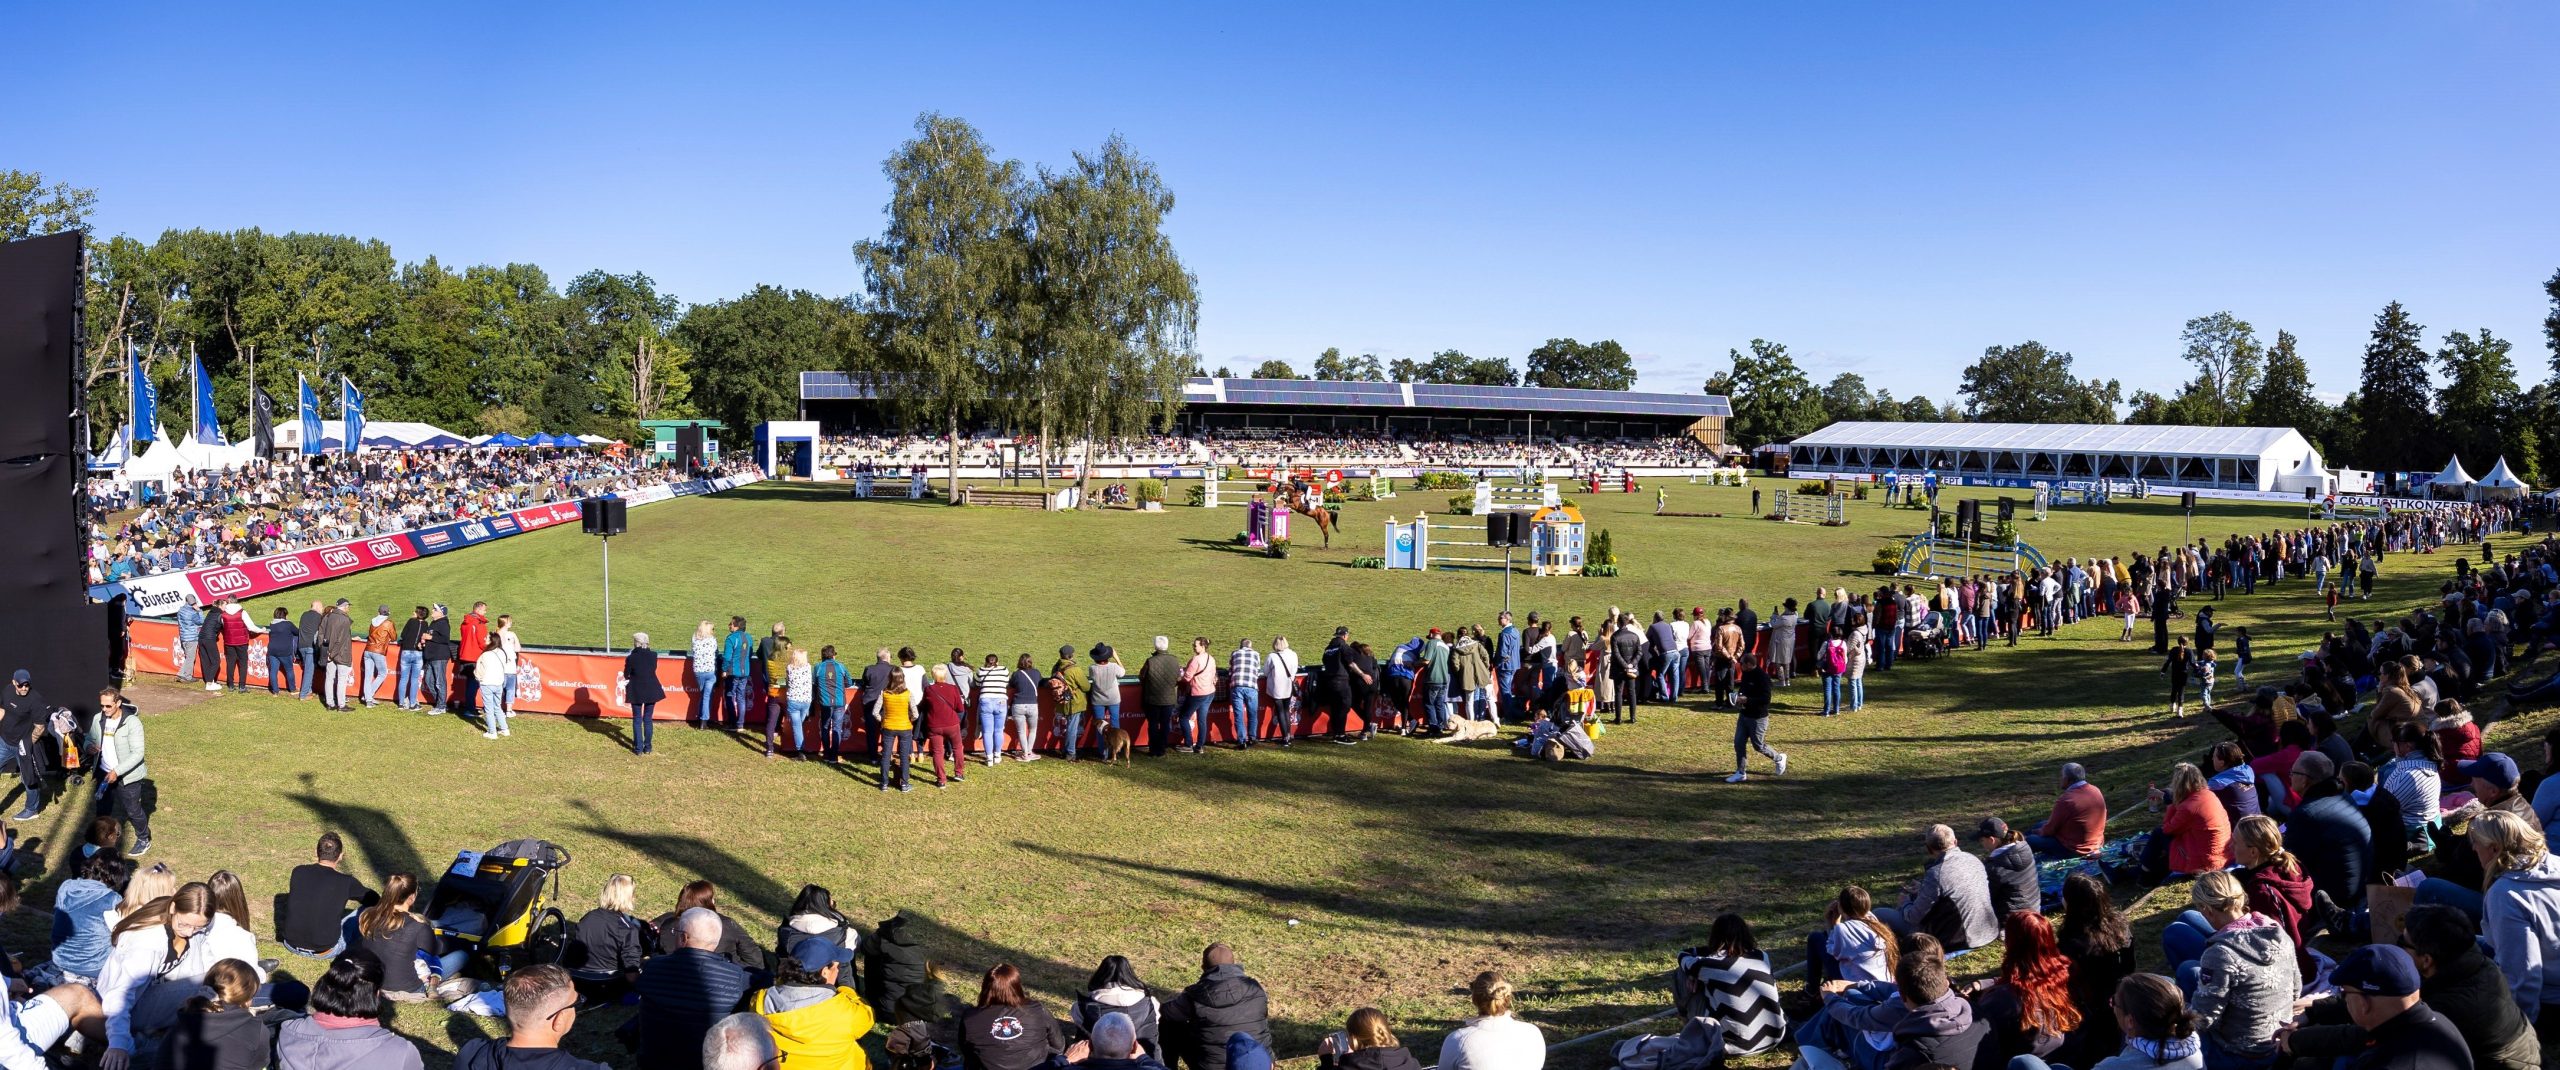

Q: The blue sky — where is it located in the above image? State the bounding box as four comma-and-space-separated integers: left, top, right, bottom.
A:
16, 1, 2558, 403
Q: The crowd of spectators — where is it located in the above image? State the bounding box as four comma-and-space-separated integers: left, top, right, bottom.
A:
808, 431, 1732, 475
83, 451, 721, 583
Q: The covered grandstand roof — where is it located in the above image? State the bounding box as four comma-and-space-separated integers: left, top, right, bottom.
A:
1791, 422, 2307, 459
801, 372, 1730, 418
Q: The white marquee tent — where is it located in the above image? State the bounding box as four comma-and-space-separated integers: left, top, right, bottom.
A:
1786, 422, 2327, 493
2472, 457, 2529, 499
2429, 457, 2475, 490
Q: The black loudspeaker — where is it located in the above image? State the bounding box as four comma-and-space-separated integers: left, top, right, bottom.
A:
2181, 491, 2198, 511
0, 232, 112, 715
676, 425, 705, 471
580, 496, 627, 536
1997, 497, 2016, 522
2304, 487, 2317, 501
1955, 498, 1977, 532
1486, 511, 1518, 548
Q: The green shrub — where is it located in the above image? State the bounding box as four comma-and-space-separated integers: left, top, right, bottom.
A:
1589, 528, 1619, 567
1580, 563, 1620, 578
1139, 479, 1167, 504
1265, 538, 1290, 559
1447, 493, 1475, 514
1412, 471, 1474, 490
1349, 555, 1386, 569
1873, 539, 1906, 574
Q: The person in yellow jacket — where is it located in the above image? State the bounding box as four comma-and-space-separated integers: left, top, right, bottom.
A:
758, 938, 878, 1068
878, 672, 916, 792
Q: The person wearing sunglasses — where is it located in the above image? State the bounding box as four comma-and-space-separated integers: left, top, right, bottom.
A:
452, 964, 610, 1069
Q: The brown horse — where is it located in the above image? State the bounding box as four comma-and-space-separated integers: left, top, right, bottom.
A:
1276, 484, 1339, 547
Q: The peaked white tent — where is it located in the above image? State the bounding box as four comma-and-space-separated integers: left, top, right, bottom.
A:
174, 432, 256, 471
120, 427, 186, 483
2429, 457, 2475, 489
2472, 457, 2529, 499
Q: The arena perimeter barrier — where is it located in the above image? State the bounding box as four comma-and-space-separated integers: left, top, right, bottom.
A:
108, 474, 759, 618
125, 620, 1831, 753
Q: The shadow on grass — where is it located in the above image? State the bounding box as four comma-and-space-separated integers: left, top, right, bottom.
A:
286, 771, 434, 886
561, 798, 796, 922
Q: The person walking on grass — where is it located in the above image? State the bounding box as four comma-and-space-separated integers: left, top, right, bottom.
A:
2163, 637, 2193, 719
95, 687, 151, 855
1229, 638, 1262, 750
624, 632, 665, 757
1728, 661, 1786, 783
975, 652, 1010, 766
815, 646, 851, 765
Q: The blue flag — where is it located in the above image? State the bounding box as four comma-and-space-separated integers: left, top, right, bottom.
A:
299, 373, 323, 456
341, 376, 365, 456
130, 348, 158, 443
192, 351, 224, 444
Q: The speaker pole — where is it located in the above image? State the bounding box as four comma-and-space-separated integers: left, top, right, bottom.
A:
601, 534, 613, 652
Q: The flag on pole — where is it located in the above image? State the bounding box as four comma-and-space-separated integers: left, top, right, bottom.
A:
298, 373, 322, 456
252, 388, 276, 456
130, 347, 158, 444
341, 376, 365, 456
191, 348, 225, 444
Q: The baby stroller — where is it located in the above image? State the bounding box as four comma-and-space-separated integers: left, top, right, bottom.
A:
427, 838, 573, 977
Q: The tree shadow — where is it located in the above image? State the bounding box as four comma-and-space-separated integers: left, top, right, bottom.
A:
285, 770, 434, 884
561, 798, 795, 922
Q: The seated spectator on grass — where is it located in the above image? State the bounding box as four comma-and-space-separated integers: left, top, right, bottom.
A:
2030, 764, 2107, 860
2140, 764, 2232, 883
49, 854, 126, 984
1977, 818, 2041, 922
0, 872, 102, 1068
636, 908, 756, 1070
274, 950, 424, 1070
2467, 809, 2560, 1034
2172, 871, 2298, 1069
1436, 971, 1542, 1070
2431, 700, 2484, 781
776, 883, 859, 979
2283, 752, 2375, 910
2053, 874, 2135, 1067
452, 964, 612, 1070
1318, 1008, 1420, 1070
353, 873, 465, 1002
2012, 973, 2200, 1070
280, 832, 373, 958
704, 1012, 781, 1070
99, 881, 213, 1065
568, 873, 652, 1003
1166, 944, 1274, 1070
1072, 955, 1163, 1057
2202, 743, 2262, 821
2371, 724, 2446, 847
2247, 722, 2311, 816
1875, 825, 1999, 952
2287, 904, 2537, 1070
961, 963, 1064, 1070
2420, 755, 2538, 918
2294, 945, 2471, 1070
1800, 934, 1981, 1070
164, 958, 265, 1070
868, 910, 929, 1024
1076, 1011, 1172, 1070
1676, 913, 1785, 1056
754, 936, 876, 1070
652, 880, 769, 974
1813, 886, 1898, 994
2227, 816, 2314, 979
1961, 911, 2077, 1066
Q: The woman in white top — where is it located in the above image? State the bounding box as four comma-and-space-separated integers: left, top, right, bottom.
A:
495, 614, 523, 716
774, 648, 813, 759
97, 882, 213, 1068
690, 621, 719, 727
1438, 971, 1543, 1070
475, 642, 512, 739
1263, 638, 1299, 745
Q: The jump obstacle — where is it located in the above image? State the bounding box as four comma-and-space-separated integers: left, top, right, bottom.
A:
1895, 530, 2049, 581
1471, 480, 1561, 514
1243, 496, 1291, 548
1201, 467, 1351, 508
852, 470, 930, 500
1768, 490, 1850, 526
1583, 469, 1639, 494
1380, 502, 1586, 575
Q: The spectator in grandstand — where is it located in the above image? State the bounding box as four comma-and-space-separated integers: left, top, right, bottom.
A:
1875, 824, 1999, 952
752, 937, 874, 1070
1073, 956, 1163, 1057
960, 962, 1065, 1070
1435, 970, 1540, 1070
280, 832, 372, 958
2029, 763, 2107, 859
274, 950, 424, 1070
635, 909, 756, 1070
1165, 943, 1273, 1070
624, 632, 666, 757
2171, 870, 2297, 1068
568, 873, 650, 1003
452, 964, 611, 1070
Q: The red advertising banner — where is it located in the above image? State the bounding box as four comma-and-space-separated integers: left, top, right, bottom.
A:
511, 501, 583, 531
182, 533, 417, 608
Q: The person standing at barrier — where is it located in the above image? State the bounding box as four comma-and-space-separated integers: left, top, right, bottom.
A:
815, 646, 851, 765
1714, 608, 1746, 706
174, 596, 203, 687
420, 604, 453, 712
1140, 637, 1182, 758
1612, 616, 1645, 723
1177, 638, 1217, 753
863, 648, 897, 760
320, 599, 356, 710
1768, 601, 1799, 687
1493, 613, 1521, 721
1051, 646, 1090, 761
1228, 638, 1261, 750
1004, 654, 1041, 763
690, 622, 719, 728
1687, 605, 1715, 697
770, 648, 811, 760
456, 601, 489, 714
197, 600, 226, 694
1420, 629, 1452, 734
395, 607, 426, 712
974, 653, 1009, 766
295, 599, 324, 702
476, 633, 512, 740
1649, 612, 1680, 702
759, 625, 794, 735
719, 617, 753, 731
361, 604, 395, 708
1089, 644, 1124, 759
921, 666, 967, 787
1265, 636, 1299, 747
877, 670, 914, 792
495, 613, 524, 719
625, 633, 665, 757
265, 608, 300, 697
216, 599, 252, 694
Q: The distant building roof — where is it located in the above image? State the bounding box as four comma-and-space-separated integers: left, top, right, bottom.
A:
1792, 421, 2310, 460
801, 372, 1729, 418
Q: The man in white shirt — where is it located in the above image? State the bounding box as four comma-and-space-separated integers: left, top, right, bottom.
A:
1438, 971, 1543, 1070
1264, 637, 1300, 748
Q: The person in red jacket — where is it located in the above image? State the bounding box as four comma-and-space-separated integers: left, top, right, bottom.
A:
2028, 763, 2108, 859
455, 602, 490, 714
217, 598, 255, 693
921, 666, 968, 788
2141, 763, 2231, 881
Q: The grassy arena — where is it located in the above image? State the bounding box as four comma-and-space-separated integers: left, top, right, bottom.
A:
50, 482, 2560, 1067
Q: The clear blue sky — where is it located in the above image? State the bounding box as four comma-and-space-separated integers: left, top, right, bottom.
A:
17, 1, 2559, 403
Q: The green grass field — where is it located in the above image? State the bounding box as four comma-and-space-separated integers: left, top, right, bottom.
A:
45, 481, 2559, 1068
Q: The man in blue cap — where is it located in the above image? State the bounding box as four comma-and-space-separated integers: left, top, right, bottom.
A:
1, 671, 48, 821
2287, 943, 2470, 1070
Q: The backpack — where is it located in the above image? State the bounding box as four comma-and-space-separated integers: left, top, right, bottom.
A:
1823, 642, 1847, 677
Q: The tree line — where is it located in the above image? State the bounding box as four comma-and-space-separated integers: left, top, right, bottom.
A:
1708, 292, 2560, 482
1229, 338, 1641, 391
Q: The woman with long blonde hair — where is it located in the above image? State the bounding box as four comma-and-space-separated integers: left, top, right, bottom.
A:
690, 620, 719, 727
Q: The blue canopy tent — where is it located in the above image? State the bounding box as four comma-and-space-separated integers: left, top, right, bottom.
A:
484, 433, 533, 448
535, 432, 585, 448
363, 434, 410, 450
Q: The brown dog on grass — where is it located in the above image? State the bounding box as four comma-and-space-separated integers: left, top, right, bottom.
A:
1100, 726, 1133, 766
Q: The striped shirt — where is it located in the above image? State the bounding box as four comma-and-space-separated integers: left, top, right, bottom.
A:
976, 667, 1010, 705
1229, 647, 1262, 687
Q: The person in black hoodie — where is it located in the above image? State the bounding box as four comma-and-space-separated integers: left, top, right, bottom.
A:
1975, 818, 2040, 922
649, 880, 769, 976
1072, 955, 1163, 1057
421, 604, 455, 711
164, 958, 270, 1070
2, 670, 50, 820
869, 910, 931, 1022
960, 963, 1064, 1070
1318, 1008, 1422, 1070
1163, 943, 1270, 1070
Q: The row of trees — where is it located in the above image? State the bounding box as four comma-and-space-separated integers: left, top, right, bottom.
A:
1226, 337, 1640, 391
1706, 288, 2560, 483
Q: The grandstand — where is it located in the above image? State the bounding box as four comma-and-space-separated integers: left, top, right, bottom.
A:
1787, 421, 2332, 494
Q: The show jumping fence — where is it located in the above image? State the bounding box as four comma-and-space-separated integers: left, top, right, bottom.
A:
1769, 490, 1849, 526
